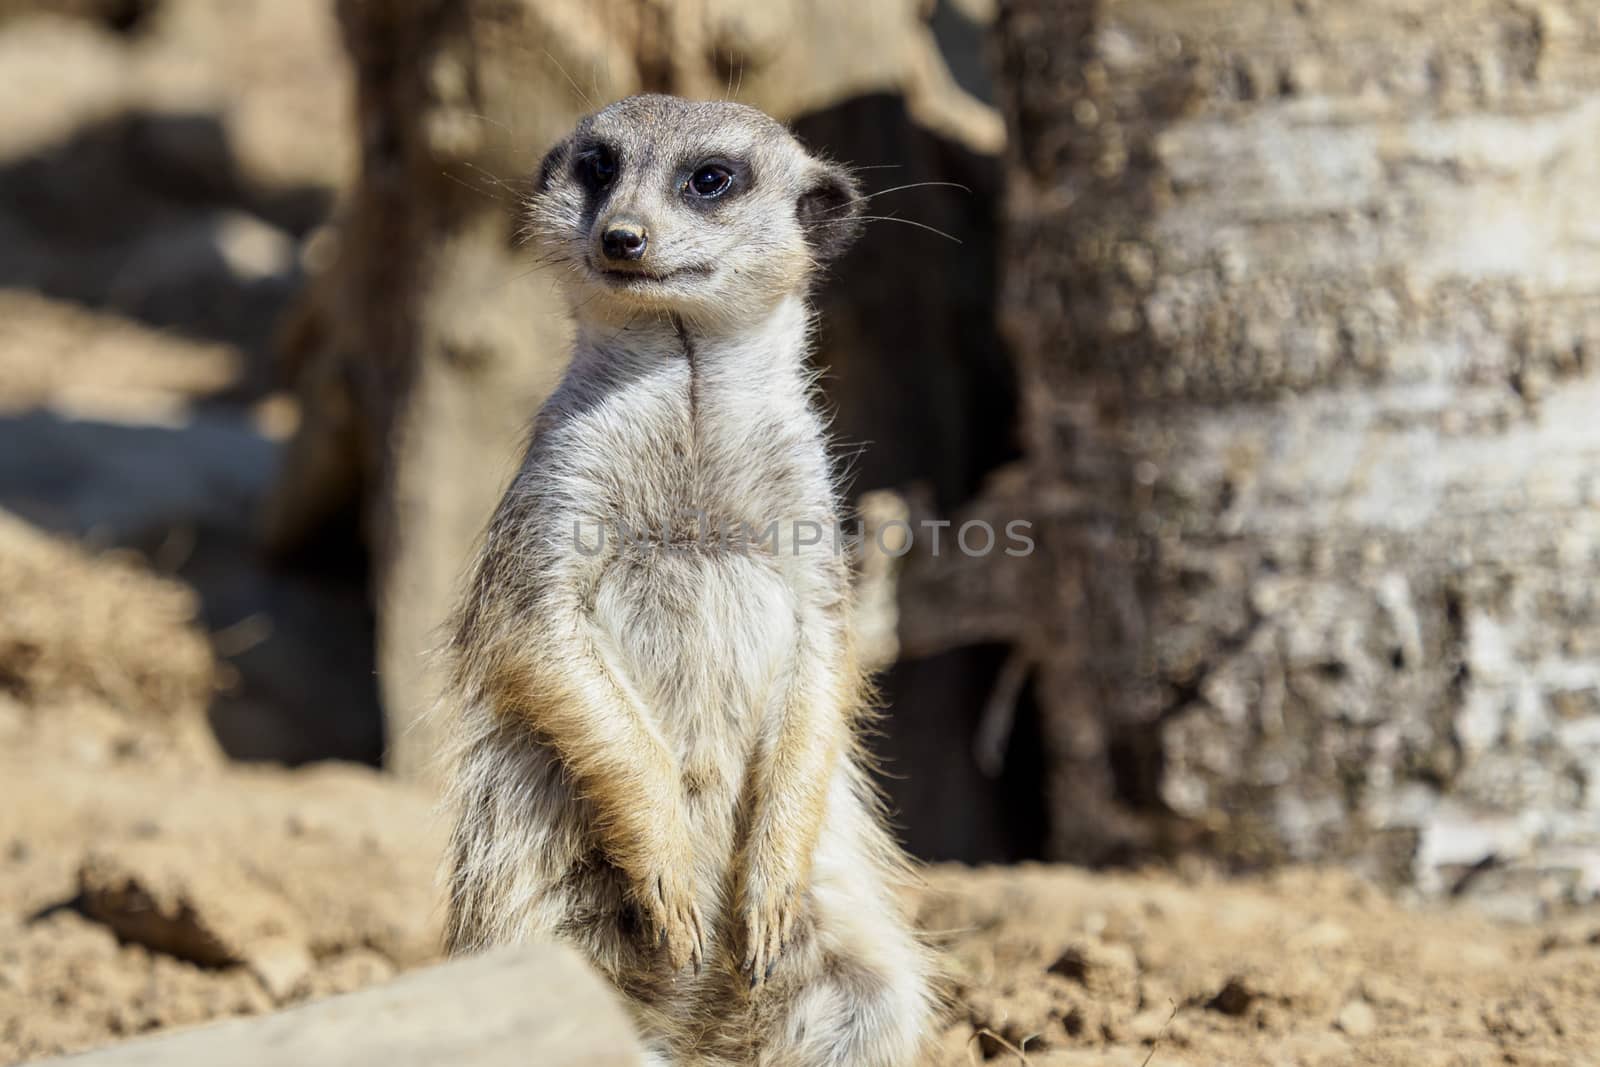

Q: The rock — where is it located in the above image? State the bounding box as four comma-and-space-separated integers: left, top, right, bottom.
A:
28, 943, 647, 1066
244, 937, 314, 1003
78, 841, 308, 972
1335, 999, 1376, 1038
1357, 974, 1418, 1013
1047, 938, 1141, 1003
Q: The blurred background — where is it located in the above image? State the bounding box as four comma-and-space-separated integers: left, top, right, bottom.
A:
2, 0, 1599, 1062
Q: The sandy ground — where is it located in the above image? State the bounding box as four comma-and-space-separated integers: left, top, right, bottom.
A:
0, 504, 1597, 1066
923, 867, 1600, 1066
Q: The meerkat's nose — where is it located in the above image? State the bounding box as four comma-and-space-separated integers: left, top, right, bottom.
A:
601, 221, 648, 262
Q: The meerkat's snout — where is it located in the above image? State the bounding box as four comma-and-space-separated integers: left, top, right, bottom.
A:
599, 218, 648, 263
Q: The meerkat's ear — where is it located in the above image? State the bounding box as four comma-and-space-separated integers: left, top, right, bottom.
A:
533, 137, 570, 194
797, 162, 862, 263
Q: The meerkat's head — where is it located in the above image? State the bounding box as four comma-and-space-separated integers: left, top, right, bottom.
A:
524, 95, 862, 327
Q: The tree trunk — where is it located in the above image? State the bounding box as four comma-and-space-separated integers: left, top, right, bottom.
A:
983, 0, 1600, 899
263, 0, 1003, 784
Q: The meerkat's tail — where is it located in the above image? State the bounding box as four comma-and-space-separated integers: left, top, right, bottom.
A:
767, 964, 937, 1067
749, 760, 941, 1067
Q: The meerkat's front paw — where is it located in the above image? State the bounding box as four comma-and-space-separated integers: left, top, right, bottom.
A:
741, 879, 802, 991
636, 863, 705, 974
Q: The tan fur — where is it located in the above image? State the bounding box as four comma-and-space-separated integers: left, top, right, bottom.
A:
438, 95, 939, 1066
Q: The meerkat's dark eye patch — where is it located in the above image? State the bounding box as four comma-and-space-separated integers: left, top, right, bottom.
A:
679, 157, 749, 208
575, 144, 619, 194
797, 163, 862, 262
533, 140, 569, 194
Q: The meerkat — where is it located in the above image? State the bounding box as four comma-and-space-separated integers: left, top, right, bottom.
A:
439, 95, 939, 1066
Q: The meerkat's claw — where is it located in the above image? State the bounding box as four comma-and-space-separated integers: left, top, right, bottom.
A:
687, 902, 706, 974
637, 866, 705, 972
742, 883, 801, 991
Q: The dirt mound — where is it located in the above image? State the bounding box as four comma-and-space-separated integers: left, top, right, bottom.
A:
0, 752, 442, 1063
0, 511, 439, 1064
0, 510, 217, 767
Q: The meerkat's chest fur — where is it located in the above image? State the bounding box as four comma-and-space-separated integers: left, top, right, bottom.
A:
525, 296, 843, 794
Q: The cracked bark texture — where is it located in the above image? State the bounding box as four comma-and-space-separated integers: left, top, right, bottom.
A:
983, 0, 1600, 900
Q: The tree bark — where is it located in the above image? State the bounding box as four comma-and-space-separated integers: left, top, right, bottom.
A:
983, 0, 1600, 896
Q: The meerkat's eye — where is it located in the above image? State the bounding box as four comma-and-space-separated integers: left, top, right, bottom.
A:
685, 164, 734, 199
578, 147, 617, 192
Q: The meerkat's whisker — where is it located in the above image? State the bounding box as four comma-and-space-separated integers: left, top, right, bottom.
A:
543, 48, 594, 108
832, 181, 973, 211
441, 170, 511, 203
459, 161, 525, 192
461, 111, 518, 137
493, 251, 576, 291
604, 307, 645, 343
830, 215, 963, 244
